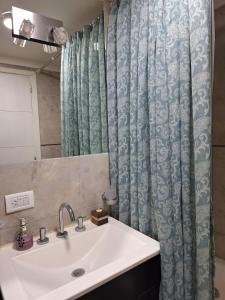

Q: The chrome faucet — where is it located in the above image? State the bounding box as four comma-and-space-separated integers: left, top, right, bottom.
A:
56, 203, 75, 238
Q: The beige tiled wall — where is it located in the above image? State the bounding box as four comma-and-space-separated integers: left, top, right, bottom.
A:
213, 26, 225, 260
0, 153, 109, 247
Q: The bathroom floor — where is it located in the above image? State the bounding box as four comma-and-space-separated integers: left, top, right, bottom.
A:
215, 257, 225, 299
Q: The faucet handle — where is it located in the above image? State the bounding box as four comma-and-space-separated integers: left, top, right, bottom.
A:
37, 227, 49, 245
75, 216, 86, 232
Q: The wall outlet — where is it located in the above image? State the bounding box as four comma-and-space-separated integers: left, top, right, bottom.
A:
5, 191, 34, 214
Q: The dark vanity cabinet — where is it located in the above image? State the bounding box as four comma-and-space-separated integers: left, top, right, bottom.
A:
78, 255, 161, 300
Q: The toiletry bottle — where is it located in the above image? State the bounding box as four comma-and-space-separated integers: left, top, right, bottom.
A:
15, 218, 33, 251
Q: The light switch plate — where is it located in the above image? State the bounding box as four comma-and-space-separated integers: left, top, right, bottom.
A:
5, 191, 34, 214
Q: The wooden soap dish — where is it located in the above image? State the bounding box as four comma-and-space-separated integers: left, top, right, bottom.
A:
91, 208, 108, 226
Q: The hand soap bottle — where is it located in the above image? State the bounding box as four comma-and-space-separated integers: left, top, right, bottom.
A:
15, 218, 33, 251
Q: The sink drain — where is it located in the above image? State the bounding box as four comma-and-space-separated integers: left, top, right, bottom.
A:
71, 268, 85, 278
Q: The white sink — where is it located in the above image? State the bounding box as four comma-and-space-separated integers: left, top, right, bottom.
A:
0, 217, 160, 300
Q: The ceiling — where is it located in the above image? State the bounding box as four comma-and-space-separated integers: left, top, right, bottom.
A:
0, 0, 104, 71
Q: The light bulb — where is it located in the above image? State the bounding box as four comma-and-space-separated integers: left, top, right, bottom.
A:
1, 11, 12, 30
19, 19, 35, 39
13, 38, 26, 47
3, 17, 12, 29
43, 44, 57, 54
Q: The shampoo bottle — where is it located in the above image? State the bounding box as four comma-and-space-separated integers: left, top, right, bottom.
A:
15, 218, 33, 251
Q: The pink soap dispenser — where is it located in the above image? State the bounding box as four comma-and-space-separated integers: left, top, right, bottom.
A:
15, 218, 33, 251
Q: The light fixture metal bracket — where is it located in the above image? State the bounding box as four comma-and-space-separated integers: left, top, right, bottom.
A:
12, 6, 63, 47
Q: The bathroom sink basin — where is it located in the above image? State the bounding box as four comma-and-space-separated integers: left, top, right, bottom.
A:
0, 217, 160, 300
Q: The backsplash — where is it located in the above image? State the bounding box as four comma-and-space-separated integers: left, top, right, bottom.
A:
0, 153, 109, 247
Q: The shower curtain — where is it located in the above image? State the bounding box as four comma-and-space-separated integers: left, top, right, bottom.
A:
61, 16, 108, 156
107, 0, 214, 300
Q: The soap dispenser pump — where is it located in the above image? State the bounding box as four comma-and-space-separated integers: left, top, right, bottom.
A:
15, 218, 33, 251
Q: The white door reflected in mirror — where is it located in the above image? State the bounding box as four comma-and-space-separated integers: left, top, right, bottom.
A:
0, 68, 41, 165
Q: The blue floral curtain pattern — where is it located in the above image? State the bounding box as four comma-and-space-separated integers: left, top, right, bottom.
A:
107, 1, 213, 300
61, 15, 108, 156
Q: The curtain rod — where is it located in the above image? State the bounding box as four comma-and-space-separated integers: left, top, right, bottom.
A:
37, 50, 61, 73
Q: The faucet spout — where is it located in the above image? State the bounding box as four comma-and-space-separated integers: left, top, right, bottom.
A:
57, 202, 75, 238
61, 202, 75, 222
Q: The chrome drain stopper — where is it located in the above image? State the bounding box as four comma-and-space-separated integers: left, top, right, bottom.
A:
71, 268, 85, 278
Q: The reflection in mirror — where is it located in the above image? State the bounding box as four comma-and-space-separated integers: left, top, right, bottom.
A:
0, 0, 106, 165
61, 15, 108, 157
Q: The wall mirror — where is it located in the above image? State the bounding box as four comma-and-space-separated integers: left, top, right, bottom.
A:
0, 0, 107, 165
